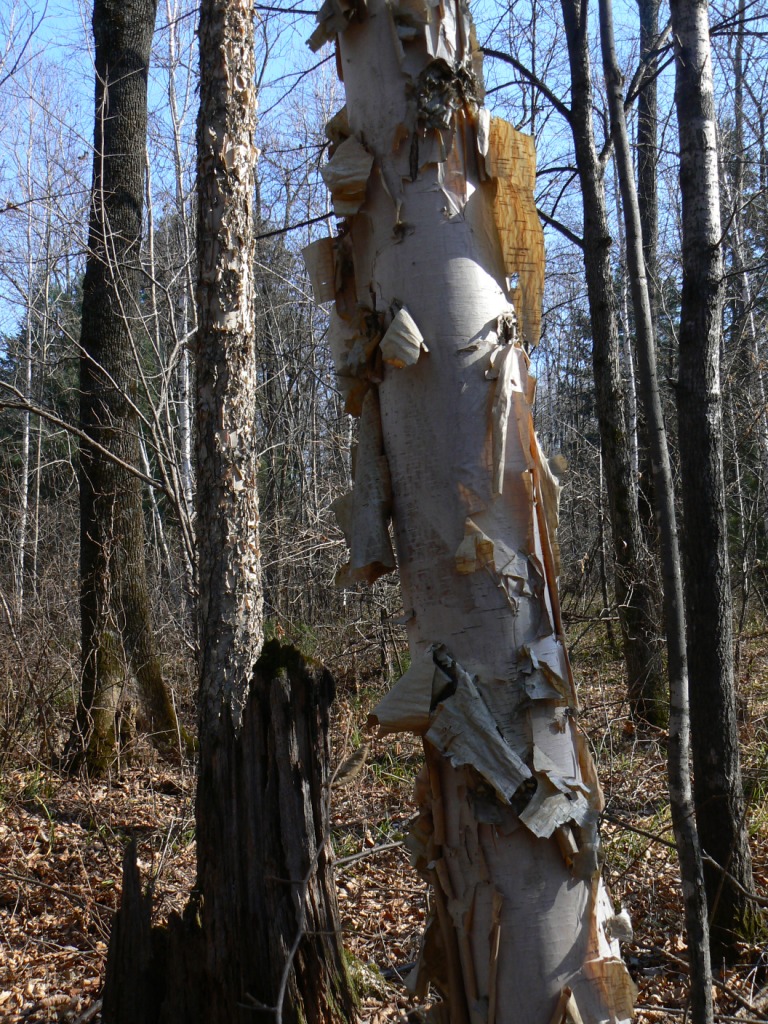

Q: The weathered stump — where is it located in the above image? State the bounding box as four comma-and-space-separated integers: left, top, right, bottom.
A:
103, 642, 357, 1024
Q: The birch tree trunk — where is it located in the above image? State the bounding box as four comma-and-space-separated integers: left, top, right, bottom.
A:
669, 0, 762, 959
306, 1, 635, 1019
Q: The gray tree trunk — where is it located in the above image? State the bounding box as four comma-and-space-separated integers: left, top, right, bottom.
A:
669, 0, 762, 959
598, 2, 712, 1019
636, 0, 659, 317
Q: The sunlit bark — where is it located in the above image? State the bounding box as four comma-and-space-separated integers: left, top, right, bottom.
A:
598, 1, 712, 1018
307, 0, 636, 1019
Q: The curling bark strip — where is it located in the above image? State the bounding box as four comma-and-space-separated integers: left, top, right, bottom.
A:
304, 0, 636, 1020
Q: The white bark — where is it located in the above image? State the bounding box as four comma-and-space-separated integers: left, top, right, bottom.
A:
307, 1, 635, 1020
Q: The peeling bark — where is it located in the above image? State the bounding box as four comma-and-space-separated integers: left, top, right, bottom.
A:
307, 1, 635, 1019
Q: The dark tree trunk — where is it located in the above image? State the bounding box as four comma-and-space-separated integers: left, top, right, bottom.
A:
561, 0, 666, 726
102, 841, 162, 1024
636, 0, 659, 317
598, 1, 713, 1017
69, 0, 180, 773
634, 0, 662, 536
670, 0, 762, 959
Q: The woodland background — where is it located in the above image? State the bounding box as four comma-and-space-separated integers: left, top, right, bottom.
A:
1, 0, 768, 1020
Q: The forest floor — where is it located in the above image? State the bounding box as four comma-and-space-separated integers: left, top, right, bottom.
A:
1, 630, 768, 1023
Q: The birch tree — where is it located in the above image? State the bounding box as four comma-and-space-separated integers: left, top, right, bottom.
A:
305, 0, 635, 1019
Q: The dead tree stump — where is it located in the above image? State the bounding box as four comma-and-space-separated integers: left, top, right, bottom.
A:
102, 642, 357, 1024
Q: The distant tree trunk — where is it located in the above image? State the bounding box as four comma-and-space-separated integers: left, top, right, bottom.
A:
69, 0, 181, 774
561, 0, 666, 726
634, 0, 661, 537
103, 0, 356, 1019
636, 0, 659, 317
727, 0, 768, 542
598, 2, 713, 1019
670, 0, 762, 959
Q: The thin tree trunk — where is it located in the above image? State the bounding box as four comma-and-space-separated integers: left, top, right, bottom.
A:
598, 2, 712, 1019
669, 0, 761, 959
561, 0, 666, 726
613, 162, 640, 489
636, 0, 659, 318
165, 0, 197, 546
728, 0, 768, 541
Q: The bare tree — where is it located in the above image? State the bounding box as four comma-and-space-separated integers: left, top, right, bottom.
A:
103, 1, 357, 1020
559, 0, 666, 726
599, 1, 713, 1018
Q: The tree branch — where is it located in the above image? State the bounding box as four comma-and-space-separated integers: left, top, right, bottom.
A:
481, 48, 572, 124
0, 384, 167, 497
537, 206, 583, 249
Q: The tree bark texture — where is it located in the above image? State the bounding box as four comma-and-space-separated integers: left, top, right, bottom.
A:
103, 644, 356, 1024
598, 2, 713, 1018
306, 1, 636, 1020
145, 0, 352, 1019
669, 0, 761, 959
72, 0, 180, 773
102, 841, 161, 1024
195, 0, 263, 739
560, 0, 666, 727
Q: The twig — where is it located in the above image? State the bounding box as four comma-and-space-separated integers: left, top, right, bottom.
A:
602, 809, 677, 850
702, 854, 768, 907
656, 947, 768, 1019
0, 869, 114, 914
72, 999, 103, 1024
638, 1010, 767, 1024
335, 839, 404, 869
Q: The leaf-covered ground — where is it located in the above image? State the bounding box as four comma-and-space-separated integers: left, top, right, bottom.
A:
2, 638, 767, 1023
